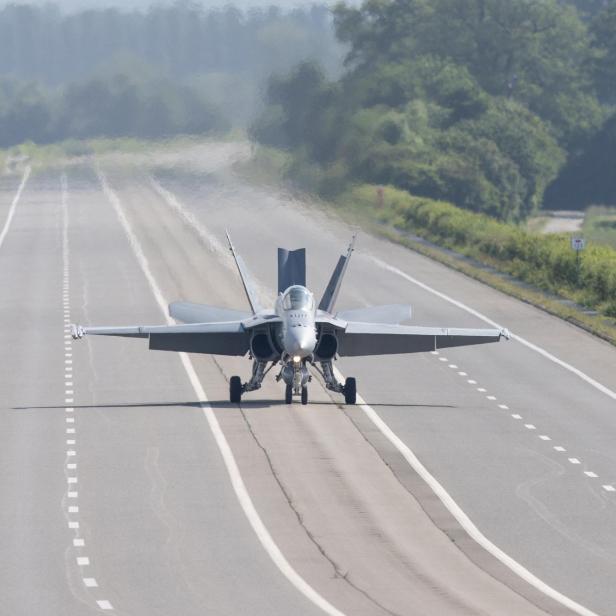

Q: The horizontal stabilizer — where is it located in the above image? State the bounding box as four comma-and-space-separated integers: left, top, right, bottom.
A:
278, 248, 306, 293
337, 304, 411, 325
169, 302, 251, 324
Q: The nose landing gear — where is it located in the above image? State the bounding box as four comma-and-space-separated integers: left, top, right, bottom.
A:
279, 357, 311, 405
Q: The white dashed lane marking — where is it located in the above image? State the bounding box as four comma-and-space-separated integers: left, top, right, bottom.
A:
63, 173, 116, 609
97, 600, 114, 611
431, 353, 611, 493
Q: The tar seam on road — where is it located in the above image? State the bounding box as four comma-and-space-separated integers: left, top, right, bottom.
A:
433, 350, 611, 595
149, 176, 602, 615
97, 167, 346, 616
228, 372, 401, 616
61, 172, 114, 612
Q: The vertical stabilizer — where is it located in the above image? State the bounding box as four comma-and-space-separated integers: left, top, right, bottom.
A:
278, 248, 306, 293
226, 231, 262, 314
318, 235, 357, 313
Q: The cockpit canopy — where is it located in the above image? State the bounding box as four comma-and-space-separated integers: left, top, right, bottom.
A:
282, 285, 314, 311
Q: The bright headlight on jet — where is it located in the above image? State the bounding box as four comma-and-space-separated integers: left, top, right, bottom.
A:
293, 355, 301, 364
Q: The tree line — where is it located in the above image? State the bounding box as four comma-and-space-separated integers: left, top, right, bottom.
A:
0, 2, 343, 147
252, 0, 616, 220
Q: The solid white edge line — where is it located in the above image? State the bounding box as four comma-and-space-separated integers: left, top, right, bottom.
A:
331, 366, 597, 616
366, 258, 602, 615
371, 257, 616, 402
119, 170, 597, 615
97, 169, 346, 616
0, 166, 31, 250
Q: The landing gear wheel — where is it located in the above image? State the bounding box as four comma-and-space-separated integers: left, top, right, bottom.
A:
230, 376, 242, 403
301, 386, 308, 406
344, 377, 357, 405
285, 384, 293, 404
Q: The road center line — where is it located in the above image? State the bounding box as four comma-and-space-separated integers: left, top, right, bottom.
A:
148, 177, 598, 616
371, 257, 616, 402
98, 168, 346, 616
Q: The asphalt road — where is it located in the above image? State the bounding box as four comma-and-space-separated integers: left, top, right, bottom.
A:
1, 144, 615, 615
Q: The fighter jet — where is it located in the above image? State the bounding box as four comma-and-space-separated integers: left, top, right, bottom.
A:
72, 235, 509, 405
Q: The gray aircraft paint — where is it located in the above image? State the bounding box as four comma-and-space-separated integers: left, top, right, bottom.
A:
73, 235, 508, 403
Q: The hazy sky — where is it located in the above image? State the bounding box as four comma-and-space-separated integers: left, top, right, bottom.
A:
1, 0, 338, 10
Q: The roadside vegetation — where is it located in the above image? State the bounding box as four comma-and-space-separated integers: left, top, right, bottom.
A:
242, 145, 616, 331
583, 207, 616, 250
249, 0, 616, 326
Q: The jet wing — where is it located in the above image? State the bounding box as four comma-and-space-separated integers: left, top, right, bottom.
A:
72, 321, 250, 356
337, 322, 508, 357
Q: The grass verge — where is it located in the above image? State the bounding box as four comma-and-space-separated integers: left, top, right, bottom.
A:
236, 146, 616, 346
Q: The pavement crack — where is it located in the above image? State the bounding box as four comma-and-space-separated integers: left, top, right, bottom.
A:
238, 405, 401, 616
217, 406, 401, 610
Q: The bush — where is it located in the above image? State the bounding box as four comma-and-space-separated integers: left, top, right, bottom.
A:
347, 183, 616, 313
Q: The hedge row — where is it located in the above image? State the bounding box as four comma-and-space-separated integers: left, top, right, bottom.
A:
349, 184, 616, 315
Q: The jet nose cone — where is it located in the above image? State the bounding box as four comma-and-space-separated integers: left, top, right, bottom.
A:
285, 328, 316, 358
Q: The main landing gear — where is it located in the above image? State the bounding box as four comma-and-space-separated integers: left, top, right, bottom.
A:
229, 359, 357, 406
229, 359, 273, 404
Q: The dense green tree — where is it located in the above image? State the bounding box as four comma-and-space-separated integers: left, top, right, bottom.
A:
590, 0, 616, 101
334, 0, 602, 145
252, 0, 611, 219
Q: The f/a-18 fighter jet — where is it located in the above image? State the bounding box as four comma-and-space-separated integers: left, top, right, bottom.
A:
72, 234, 509, 405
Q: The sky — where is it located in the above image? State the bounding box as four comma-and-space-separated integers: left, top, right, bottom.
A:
1, 0, 339, 11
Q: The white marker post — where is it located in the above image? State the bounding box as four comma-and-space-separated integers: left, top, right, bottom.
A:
571, 236, 586, 283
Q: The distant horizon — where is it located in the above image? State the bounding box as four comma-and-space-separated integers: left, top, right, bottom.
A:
0, 0, 342, 11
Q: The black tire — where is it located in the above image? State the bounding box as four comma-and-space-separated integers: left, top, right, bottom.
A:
301, 386, 308, 405
285, 384, 293, 404
344, 377, 357, 405
230, 376, 242, 403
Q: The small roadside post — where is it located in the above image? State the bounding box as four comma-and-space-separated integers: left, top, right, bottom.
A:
376, 186, 384, 209
571, 236, 586, 283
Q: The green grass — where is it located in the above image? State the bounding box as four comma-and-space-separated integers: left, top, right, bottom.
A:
583, 205, 616, 249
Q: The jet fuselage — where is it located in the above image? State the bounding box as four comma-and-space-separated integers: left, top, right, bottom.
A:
275, 285, 317, 361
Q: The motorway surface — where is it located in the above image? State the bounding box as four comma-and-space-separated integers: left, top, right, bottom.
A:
1, 143, 615, 615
